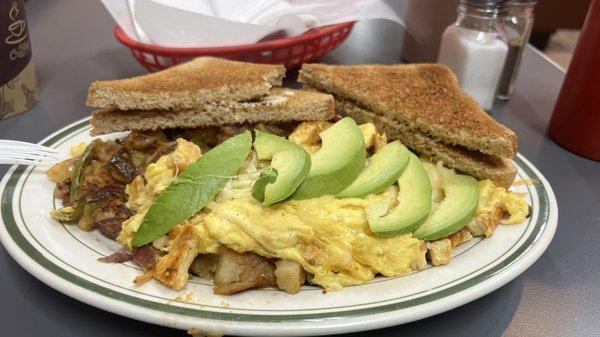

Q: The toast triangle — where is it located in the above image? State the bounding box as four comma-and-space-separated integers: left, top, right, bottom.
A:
90, 88, 334, 135
87, 57, 285, 110
299, 63, 517, 158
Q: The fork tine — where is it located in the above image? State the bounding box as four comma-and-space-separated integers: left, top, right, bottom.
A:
0, 149, 60, 158
0, 152, 58, 159
0, 139, 65, 167
0, 140, 58, 153
0, 158, 55, 167
0, 145, 58, 155
0, 154, 59, 162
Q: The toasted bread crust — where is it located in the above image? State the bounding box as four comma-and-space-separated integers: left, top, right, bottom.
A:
87, 57, 285, 110
90, 89, 334, 135
300, 63, 517, 158
335, 98, 517, 188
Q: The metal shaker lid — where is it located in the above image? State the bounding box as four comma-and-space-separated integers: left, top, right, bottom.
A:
460, 0, 510, 8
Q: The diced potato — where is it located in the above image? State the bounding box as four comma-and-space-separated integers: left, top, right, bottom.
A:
274, 260, 305, 294
45, 158, 76, 183
213, 249, 276, 295
427, 239, 453, 266
190, 254, 219, 280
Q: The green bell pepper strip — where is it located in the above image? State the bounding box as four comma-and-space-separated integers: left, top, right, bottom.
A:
69, 140, 99, 221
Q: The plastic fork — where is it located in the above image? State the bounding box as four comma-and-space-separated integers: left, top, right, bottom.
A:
0, 140, 62, 167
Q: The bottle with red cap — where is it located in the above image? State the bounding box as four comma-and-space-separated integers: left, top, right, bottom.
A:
548, 0, 600, 161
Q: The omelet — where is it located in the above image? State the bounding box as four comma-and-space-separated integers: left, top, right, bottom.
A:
198, 188, 426, 291
118, 128, 529, 293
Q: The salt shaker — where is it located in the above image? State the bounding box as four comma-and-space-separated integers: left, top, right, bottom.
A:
438, 0, 509, 110
496, 0, 537, 100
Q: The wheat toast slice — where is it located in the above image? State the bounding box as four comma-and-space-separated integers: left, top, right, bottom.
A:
90, 88, 334, 136
300, 63, 517, 158
87, 57, 285, 111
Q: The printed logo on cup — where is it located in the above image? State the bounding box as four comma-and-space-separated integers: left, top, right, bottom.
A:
1, 0, 32, 86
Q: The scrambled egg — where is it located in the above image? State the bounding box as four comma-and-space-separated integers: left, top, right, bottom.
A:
119, 137, 426, 291
119, 130, 528, 292
198, 193, 426, 291
118, 139, 202, 248
421, 158, 529, 223
477, 179, 529, 224
289, 122, 385, 154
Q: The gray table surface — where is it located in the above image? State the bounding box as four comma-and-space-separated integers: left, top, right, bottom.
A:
1, 1, 599, 336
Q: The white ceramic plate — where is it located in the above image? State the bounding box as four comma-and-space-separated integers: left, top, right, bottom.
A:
0, 118, 558, 336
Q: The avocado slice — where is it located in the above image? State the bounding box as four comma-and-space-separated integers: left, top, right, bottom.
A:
252, 130, 311, 205
337, 141, 410, 198
132, 131, 252, 247
291, 117, 366, 199
413, 173, 480, 241
251, 168, 278, 203
368, 153, 432, 236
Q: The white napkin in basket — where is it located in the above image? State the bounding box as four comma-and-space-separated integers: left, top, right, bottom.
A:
101, 0, 402, 47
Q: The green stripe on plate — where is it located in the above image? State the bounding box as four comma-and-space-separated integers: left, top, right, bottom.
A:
0, 119, 550, 323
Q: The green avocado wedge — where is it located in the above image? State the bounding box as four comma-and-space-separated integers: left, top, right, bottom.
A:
251, 168, 278, 203
131, 131, 252, 247
412, 172, 480, 241
336, 141, 410, 199
291, 117, 366, 200
252, 130, 311, 205
368, 153, 432, 236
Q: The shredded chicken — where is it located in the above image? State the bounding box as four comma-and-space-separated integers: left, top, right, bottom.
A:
154, 223, 200, 290
467, 207, 503, 237
447, 228, 474, 247
133, 270, 154, 286
288, 121, 331, 153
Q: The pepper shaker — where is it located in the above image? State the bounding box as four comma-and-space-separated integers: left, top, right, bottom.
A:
496, 0, 537, 100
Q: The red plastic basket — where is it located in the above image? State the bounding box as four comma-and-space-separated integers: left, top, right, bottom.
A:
114, 22, 354, 72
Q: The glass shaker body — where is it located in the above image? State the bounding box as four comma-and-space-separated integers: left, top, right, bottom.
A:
438, 2, 509, 110
496, 1, 536, 100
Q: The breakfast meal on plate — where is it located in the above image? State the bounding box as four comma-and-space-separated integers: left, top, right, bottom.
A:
45, 57, 530, 295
